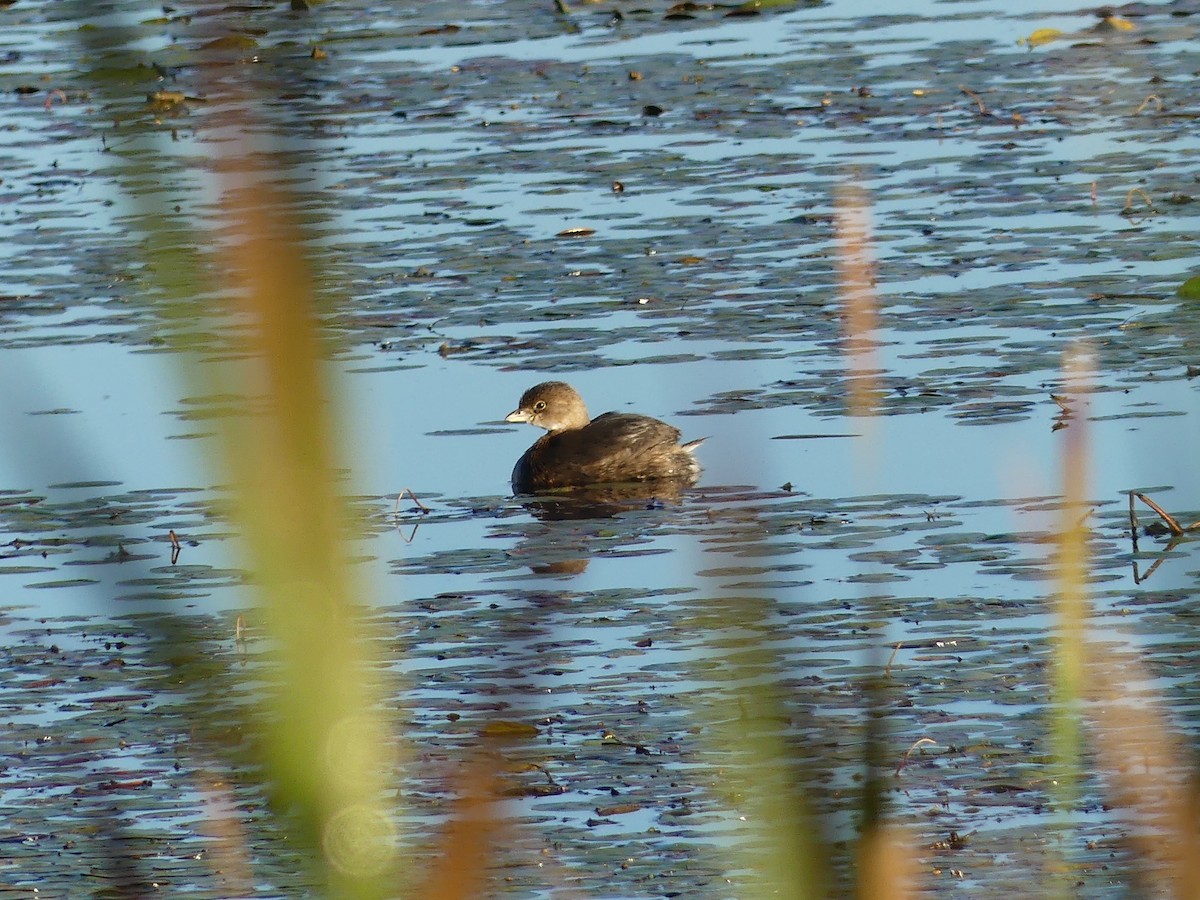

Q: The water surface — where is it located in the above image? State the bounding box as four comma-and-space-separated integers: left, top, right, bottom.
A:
1, 0, 1198, 894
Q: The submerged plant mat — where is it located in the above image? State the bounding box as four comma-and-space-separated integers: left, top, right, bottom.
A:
5, 484, 1196, 893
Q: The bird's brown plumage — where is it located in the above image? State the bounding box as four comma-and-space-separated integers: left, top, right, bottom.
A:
505, 382, 702, 493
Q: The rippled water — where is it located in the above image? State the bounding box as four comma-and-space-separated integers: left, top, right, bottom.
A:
1, 0, 1198, 895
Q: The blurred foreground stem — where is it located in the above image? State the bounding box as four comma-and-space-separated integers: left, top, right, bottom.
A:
76, 17, 400, 890
217, 146, 396, 895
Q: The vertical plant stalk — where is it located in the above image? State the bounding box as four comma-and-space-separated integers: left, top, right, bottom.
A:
1054, 347, 1200, 894
835, 181, 881, 422
835, 181, 915, 898
417, 757, 505, 900
1085, 646, 1200, 896
1051, 345, 1091, 882
215, 133, 397, 898
69, 12, 399, 896
700, 654, 829, 899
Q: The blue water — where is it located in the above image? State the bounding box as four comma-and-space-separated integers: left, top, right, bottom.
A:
0, 0, 1197, 894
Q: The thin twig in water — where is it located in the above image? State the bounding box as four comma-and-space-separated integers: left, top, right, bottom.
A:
1134, 492, 1185, 536
391, 489, 430, 544
1128, 492, 1139, 548
959, 86, 987, 115
1133, 552, 1172, 586
884, 642, 902, 677
895, 738, 937, 777
1132, 94, 1162, 116
395, 487, 431, 514
1123, 187, 1156, 215
1127, 492, 1199, 583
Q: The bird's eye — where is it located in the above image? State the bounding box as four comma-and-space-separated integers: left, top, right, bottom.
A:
533, 400, 546, 412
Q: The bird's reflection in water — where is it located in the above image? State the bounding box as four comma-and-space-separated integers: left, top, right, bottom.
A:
510, 481, 690, 576
529, 558, 590, 576
519, 480, 688, 521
